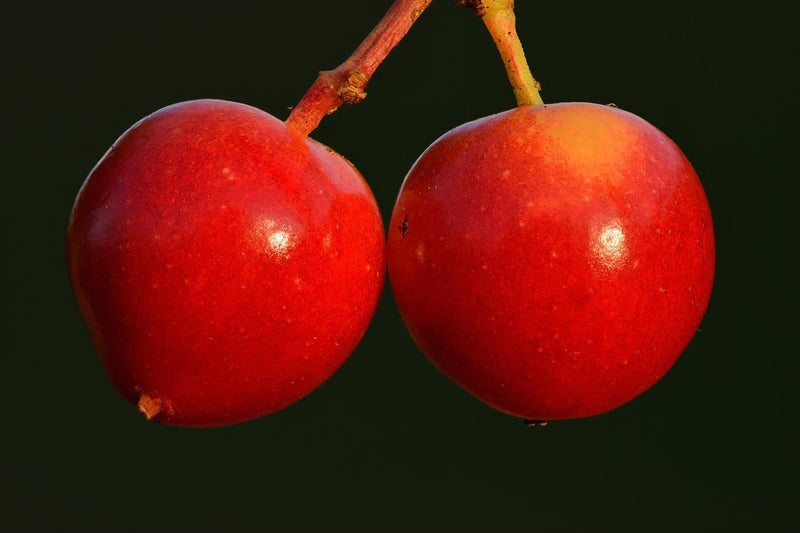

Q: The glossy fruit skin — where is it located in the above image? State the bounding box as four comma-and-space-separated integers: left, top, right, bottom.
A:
388, 102, 714, 420
68, 99, 385, 427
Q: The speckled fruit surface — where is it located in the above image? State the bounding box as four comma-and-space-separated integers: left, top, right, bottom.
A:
388, 102, 714, 420
68, 99, 385, 427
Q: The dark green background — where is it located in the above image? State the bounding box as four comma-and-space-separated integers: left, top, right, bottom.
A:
2, 1, 796, 531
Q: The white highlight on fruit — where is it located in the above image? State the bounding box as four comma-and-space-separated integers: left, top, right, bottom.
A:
269, 230, 291, 252
593, 220, 627, 269
254, 217, 297, 259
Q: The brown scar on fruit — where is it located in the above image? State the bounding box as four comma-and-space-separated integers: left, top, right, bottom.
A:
524, 419, 548, 427
397, 206, 409, 241
138, 394, 163, 420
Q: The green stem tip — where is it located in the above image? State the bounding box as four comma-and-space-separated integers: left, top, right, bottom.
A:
473, 0, 544, 106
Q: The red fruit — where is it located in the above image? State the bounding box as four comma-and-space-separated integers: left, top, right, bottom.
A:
68, 99, 385, 427
387, 102, 714, 420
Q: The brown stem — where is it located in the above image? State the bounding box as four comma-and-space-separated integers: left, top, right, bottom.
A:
285, 0, 432, 136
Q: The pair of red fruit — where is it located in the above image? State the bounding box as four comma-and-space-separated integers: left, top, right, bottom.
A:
67, 1, 714, 427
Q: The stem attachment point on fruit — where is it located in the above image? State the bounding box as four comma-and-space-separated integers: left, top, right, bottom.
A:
138, 394, 163, 420
524, 419, 549, 427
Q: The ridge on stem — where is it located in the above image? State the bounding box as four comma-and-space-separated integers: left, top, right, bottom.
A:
286, 0, 432, 136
